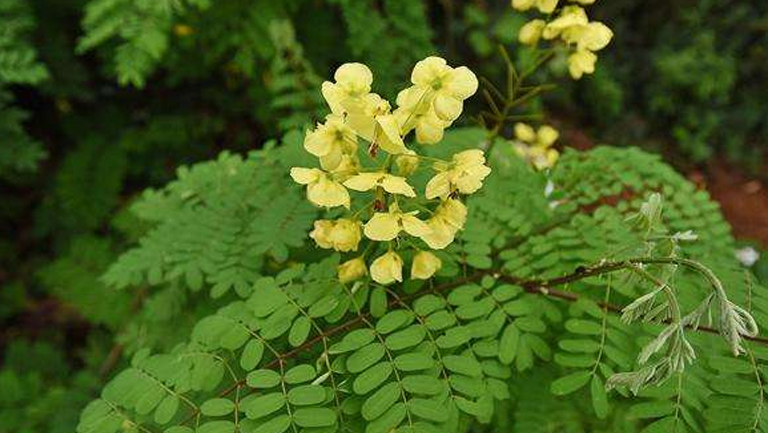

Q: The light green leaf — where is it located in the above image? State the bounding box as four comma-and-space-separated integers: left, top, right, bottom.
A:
362, 382, 400, 421
200, 398, 235, 417
348, 343, 386, 373
354, 362, 393, 395
551, 371, 591, 395
408, 398, 448, 422
247, 369, 281, 388
394, 353, 435, 371
293, 408, 337, 427
591, 376, 608, 418
288, 316, 311, 347
287, 385, 327, 406
499, 323, 520, 364
284, 364, 316, 384
240, 339, 265, 371
443, 355, 483, 377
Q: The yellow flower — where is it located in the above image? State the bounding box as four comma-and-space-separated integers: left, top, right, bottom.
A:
561, 22, 613, 52
304, 115, 358, 171
290, 167, 350, 208
310, 219, 361, 251
344, 172, 416, 197
363, 203, 431, 241
514, 123, 537, 142
519, 19, 546, 45
514, 144, 560, 170
410, 57, 478, 122
421, 199, 467, 249
370, 251, 403, 285
338, 257, 368, 283
513, 124, 560, 170
411, 251, 442, 280
344, 94, 409, 155
543, 6, 588, 40
568, 49, 597, 79
309, 220, 335, 249
395, 151, 419, 177
425, 150, 492, 199
512, 0, 558, 13
321, 63, 373, 114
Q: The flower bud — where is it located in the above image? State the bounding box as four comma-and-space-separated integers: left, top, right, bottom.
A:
329, 219, 362, 252
518, 20, 546, 46
411, 251, 442, 280
370, 251, 403, 285
309, 220, 335, 249
338, 257, 368, 283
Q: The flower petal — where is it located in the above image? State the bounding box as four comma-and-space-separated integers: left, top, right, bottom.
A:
381, 175, 416, 197
344, 173, 383, 192
364, 213, 401, 241
290, 167, 321, 185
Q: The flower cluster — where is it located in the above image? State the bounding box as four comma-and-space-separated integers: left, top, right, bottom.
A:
291, 58, 491, 285
512, 122, 560, 170
514, 0, 613, 79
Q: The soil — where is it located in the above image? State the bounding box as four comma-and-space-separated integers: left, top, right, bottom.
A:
689, 163, 768, 248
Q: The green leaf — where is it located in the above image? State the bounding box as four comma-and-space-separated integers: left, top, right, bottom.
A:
376, 310, 414, 334
257, 415, 291, 433
154, 395, 179, 424
362, 382, 400, 421
200, 398, 235, 416
559, 339, 601, 353
499, 323, 520, 364
408, 398, 448, 422
242, 393, 285, 419
394, 353, 435, 371
285, 364, 316, 384
287, 385, 327, 406
591, 376, 608, 418
348, 343, 386, 373
354, 362, 393, 395
366, 402, 406, 433
309, 295, 339, 318
329, 329, 376, 354
248, 281, 288, 317
565, 319, 602, 335
385, 325, 426, 351
370, 287, 388, 318
551, 371, 591, 395
240, 339, 265, 371
288, 316, 311, 347
247, 370, 281, 388
293, 408, 337, 427
402, 375, 443, 395
443, 355, 483, 377
198, 421, 235, 433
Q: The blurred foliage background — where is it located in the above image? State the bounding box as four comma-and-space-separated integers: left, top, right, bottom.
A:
0, 0, 766, 431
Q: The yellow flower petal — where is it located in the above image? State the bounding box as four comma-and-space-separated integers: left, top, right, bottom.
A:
401, 214, 431, 238
425, 172, 451, 200
380, 175, 416, 197
411, 251, 442, 280
537, 125, 559, 148
438, 199, 468, 230
433, 94, 463, 121
511, 0, 536, 11
338, 257, 368, 283
343, 173, 382, 192
370, 251, 403, 285
376, 114, 409, 155
307, 177, 350, 209
309, 220, 335, 249
328, 219, 362, 252
421, 217, 456, 250
290, 167, 321, 185
537, 0, 558, 13
445, 66, 478, 100
568, 49, 597, 79
411, 56, 449, 86
364, 213, 401, 241
334, 63, 373, 93
519, 19, 546, 45
514, 122, 537, 142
